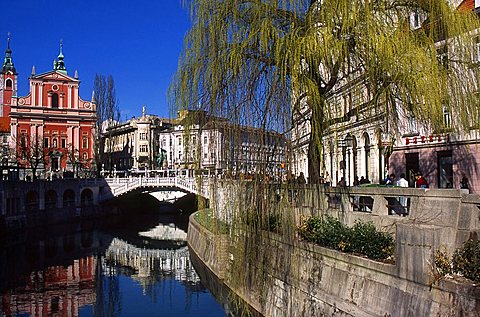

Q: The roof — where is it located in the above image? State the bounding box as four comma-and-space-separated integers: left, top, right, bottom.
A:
458, 0, 475, 12
31, 70, 79, 82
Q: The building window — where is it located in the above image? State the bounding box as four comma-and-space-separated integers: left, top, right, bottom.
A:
52, 93, 59, 108
204, 136, 208, 145
438, 151, 453, 189
61, 138, 66, 148
407, 113, 418, 134
44, 137, 49, 148
82, 136, 88, 149
436, 45, 448, 69
140, 133, 147, 140
412, 10, 421, 28
20, 132, 27, 148
474, 36, 480, 63
5, 78, 12, 89
140, 145, 148, 152
443, 106, 451, 128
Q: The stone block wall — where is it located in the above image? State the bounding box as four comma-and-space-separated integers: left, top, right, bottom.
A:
191, 181, 480, 316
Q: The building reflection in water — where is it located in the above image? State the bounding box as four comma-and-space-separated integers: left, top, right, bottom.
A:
1, 256, 97, 317
1, 222, 219, 317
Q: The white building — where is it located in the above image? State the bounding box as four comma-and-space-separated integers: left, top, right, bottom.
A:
102, 108, 172, 174
158, 110, 286, 177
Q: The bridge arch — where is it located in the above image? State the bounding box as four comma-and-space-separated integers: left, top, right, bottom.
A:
63, 189, 75, 207
26, 191, 39, 212
45, 190, 58, 210
80, 188, 94, 207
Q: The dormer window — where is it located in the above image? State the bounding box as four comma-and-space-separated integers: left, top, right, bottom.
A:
52, 93, 59, 108
5, 79, 12, 89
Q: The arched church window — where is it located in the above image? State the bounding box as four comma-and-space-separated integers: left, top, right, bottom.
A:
5, 79, 12, 89
52, 93, 59, 108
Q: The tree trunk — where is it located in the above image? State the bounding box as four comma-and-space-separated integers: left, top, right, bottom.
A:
307, 101, 324, 184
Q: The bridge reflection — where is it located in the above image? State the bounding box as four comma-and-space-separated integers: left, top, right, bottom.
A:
105, 238, 200, 290
1, 219, 209, 317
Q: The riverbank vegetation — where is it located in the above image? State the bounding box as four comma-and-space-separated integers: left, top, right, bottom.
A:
194, 209, 230, 234
298, 215, 395, 262
434, 239, 480, 284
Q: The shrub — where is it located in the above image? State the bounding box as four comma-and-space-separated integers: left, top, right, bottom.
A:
298, 216, 394, 261
350, 221, 394, 260
433, 239, 480, 284
452, 239, 480, 283
434, 249, 453, 278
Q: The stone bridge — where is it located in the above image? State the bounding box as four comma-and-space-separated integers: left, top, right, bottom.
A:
101, 176, 210, 201
0, 176, 211, 231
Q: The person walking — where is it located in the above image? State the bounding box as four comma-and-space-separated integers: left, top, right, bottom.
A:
396, 173, 409, 215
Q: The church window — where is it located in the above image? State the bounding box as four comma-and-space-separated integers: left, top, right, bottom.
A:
52, 93, 59, 108
52, 138, 57, 148
5, 79, 12, 89
61, 138, 66, 148
44, 137, 49, 148
82, 136, 88, 149
82, 152, 87, 160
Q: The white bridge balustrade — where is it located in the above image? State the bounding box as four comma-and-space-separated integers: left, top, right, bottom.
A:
100, 176, 210, 200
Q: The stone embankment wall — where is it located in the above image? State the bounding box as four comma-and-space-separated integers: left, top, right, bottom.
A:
189, 182, 480, 317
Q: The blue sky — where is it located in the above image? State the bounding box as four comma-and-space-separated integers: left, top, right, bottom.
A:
0, 0, 191, 120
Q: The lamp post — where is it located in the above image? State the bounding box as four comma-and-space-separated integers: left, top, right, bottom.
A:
338, 136, 353, 186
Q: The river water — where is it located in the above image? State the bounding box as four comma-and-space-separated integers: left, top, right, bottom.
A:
0, 202, 228, 317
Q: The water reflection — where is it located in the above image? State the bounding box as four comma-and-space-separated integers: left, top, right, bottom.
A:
0, 212, 226, 317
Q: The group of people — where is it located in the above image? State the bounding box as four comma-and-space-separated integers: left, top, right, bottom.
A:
385, 172, 428, 188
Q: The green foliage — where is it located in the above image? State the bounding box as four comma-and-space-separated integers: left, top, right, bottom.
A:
194, 209, 230, 234
240, 210, 282, 233
172, 0, 480, 182
350, 221, 395, 260
298, 216, 394, 261
452, 239, 480, 283
266, 213, 282, 232
433, 248, 453, 278
433, 239, 480, 284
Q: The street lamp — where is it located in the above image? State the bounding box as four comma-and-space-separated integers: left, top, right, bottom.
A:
337, 135, 353, 186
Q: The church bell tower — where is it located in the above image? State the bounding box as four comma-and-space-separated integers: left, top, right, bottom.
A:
0, 33, 18, 117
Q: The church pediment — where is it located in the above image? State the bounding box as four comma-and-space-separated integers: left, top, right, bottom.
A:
32, 70, 79, 82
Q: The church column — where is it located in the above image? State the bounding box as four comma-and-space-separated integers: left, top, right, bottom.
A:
73, 87, 78, 109
31, 82, 36, 106
73, 126, 80, 151
47, 91, 52, 108
39, 83, 43, 106
67, 125, 73, 147
67, 85, 72, 108
10, 122, 17, 150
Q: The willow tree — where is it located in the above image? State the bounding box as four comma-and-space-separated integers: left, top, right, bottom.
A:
171, 0, 480, 182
